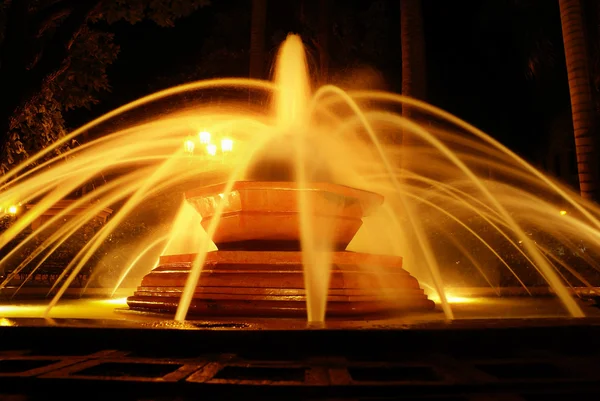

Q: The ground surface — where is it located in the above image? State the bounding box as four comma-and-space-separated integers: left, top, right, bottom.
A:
1, 295, 600, 400
2, 292, 600, 327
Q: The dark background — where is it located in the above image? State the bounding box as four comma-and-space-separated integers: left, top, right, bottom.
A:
66, 0, 571, 163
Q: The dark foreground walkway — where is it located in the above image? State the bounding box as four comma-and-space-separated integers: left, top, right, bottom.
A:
0, 318, 600, 400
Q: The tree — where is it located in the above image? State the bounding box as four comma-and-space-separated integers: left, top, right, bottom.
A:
472, 1, 570, 163
0, 0, 210, 173
400, 0, 426, 115
559, 0, 598, 200
399, 0, 427, 161
317, 0, 330, 84
273, 0, 392, 88
154, 0, 392, 99
148, 2, 250, 95
249, 0, 267, 80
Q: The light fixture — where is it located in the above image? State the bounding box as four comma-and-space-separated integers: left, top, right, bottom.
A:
559, 210, 567, 216
7, 205, 17, 215
221, 138, 233, 152
184, 138, 195, 153
199, 131, 211, 144
206, 143, 217, 156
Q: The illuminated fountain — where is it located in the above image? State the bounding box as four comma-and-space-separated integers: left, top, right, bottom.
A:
127, 35, 434, 320
126, 182, 434, 319
1, 34, 600, 323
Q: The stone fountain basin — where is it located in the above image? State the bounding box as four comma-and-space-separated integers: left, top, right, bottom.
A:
185, 181, 383, 249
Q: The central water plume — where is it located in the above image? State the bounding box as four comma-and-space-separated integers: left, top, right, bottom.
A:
273, 34, 312, 130
277, 35, 335, 322
1, 33, 599, 323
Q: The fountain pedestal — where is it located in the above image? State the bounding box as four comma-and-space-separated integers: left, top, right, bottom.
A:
127, 251, 433, 317
127, 182, 434, 318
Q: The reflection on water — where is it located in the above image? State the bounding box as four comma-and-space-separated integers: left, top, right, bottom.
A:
0, 298, 128, 319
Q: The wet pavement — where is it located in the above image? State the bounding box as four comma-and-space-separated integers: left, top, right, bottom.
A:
2, 296, 600, 400
1, 294, 600, 330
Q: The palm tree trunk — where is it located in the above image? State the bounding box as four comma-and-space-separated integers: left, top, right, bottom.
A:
249, 0, 267, 80
559, 0, 598, 200
400, 0, 427, 160
400, 0, 427, 110
317, 0, 330, 84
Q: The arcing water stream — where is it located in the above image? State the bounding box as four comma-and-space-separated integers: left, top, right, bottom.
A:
1, 34, 600, 322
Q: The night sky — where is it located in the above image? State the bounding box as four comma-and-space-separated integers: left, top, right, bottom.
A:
67, 0, 571, 162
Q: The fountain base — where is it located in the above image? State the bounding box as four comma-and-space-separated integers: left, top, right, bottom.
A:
127, 251, 434, 318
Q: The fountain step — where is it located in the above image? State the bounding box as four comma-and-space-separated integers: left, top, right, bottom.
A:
134, 286, 421, 296
133, 288, 426, 302
127, 296, 434, 317
140, 271, 421, 289
127, 250, 434, 318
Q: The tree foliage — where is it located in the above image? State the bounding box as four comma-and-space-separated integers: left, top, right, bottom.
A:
474, 0, 563, 83
150, 0, 394, 94
0, 0, 210, 173
273, 0, 393, 83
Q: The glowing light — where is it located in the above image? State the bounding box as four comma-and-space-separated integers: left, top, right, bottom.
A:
429, 292, 477, 304
95, 297, 128, 306
446, 295, 475, 304
560, 210, 567, 216
184, 139, 195, 153
0, 305, 39, 314
206, 143, 217, 156
7, 205, 17, 215
199, 131, 211, 144
0, 318, 14, 327
221, 138, 233, 152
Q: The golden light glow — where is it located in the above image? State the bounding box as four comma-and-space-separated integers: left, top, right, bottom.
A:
94, 297, 128, 306
199, 131, 211, 144
184, 139, 195, 153
0, 305, 43, 315
221, 138, 233, 152
1, 34, 594, 324
0, 298, 129, 318
429, 292, 477, 304
0, 318, 14, 327
446, 295, 475, 304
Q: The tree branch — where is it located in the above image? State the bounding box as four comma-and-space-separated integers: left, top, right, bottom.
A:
30, 0, 88, 37
0, 0, 101, 140
25, 0, 102, 94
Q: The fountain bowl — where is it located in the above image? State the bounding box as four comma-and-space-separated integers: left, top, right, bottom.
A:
184, 181, 384, 251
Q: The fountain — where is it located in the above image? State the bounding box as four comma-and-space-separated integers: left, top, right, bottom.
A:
1, 34, 600, 325
4, 31, 600, 401
126, 181, 434, 318
124, 35, 431, 320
